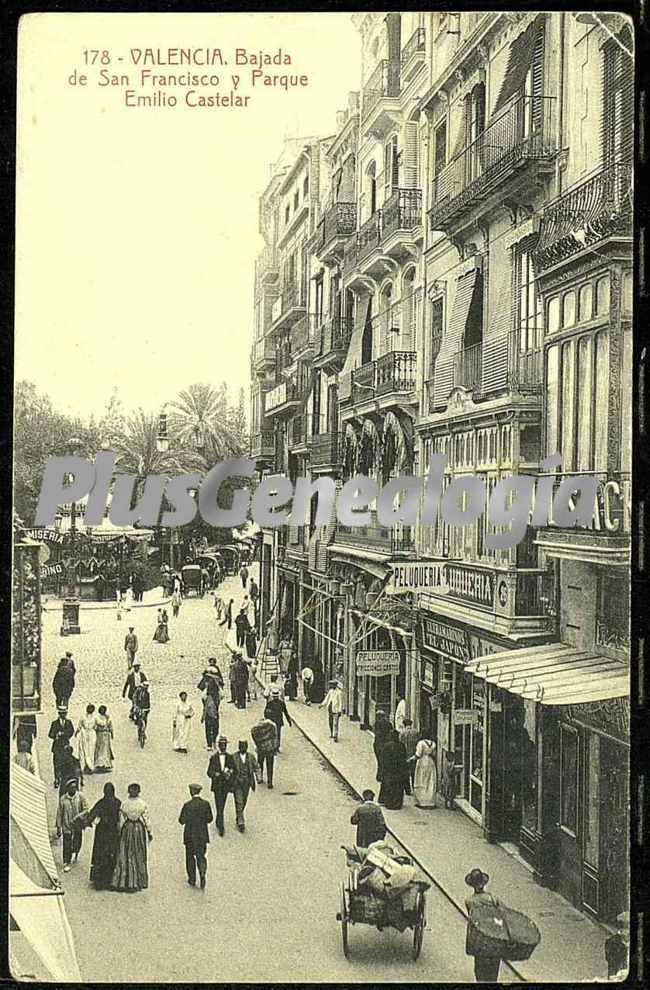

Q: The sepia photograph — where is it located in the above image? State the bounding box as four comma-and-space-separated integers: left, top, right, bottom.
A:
10, 9, 633, 983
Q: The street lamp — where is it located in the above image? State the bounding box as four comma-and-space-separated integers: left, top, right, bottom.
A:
156, 405, 173, 569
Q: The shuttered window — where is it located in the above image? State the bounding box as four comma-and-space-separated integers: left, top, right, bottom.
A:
430, 297, 444, 375
494, 14, 546, 115
516, 245, 543, 353
402, 122, 419, 188
602, 29, 634, 166
434, 119, 447, 178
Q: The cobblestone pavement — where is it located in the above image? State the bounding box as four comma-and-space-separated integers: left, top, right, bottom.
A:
35, 572, 510, 983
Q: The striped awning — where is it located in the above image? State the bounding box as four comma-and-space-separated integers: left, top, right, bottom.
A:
465, 643, 629, 706
10, 765, 59, 890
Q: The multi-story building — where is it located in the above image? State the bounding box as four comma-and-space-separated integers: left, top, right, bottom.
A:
248, 9, 632, 926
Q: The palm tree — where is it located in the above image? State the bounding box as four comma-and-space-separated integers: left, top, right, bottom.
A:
168, 383, 243, 466
113, 409, 204, 478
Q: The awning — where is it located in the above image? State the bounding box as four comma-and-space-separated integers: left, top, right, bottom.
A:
493, 13, 545, 114
465, 643, 629, 705
349, 607, 413, 641
10, 764, 59, 889
432, 268, 481, 407
10, 863, 82, 982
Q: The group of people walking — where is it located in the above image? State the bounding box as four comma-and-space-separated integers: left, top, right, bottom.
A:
47, 702, 114, 788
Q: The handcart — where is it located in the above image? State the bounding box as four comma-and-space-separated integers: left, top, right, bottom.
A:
336, 846, 429, 961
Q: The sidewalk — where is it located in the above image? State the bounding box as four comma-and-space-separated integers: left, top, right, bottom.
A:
260, 677, 609, 983
42, 586, 171, 612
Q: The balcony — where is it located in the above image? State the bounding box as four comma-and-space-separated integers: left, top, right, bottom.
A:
400, 26, 426, 82
271, 278, 307, 333
254, 245, 279, 295
265, 379, 302, 417
347, 350, 417, 408
249, 430, 275, 462
533, 162, 633, 274
357, 210, 382, 264
314, 315, 354, 373
362, 59, 400, 134
288, 413, 308, 453
335, 511, 414, 556
428, 330, 542, 412
251, 336, 275, 376
310, 432, 342, 474
381, 188, 423, 258
314, 201, 357, 264
535, 471, 631, 566
429, 95, 557, 234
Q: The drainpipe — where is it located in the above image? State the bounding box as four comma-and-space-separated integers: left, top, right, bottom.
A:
555, 11, 566, 198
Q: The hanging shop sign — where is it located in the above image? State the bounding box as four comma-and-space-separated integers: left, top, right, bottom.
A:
444, 563, 495, 608
356, 650, 401, 676
22, 528, 65, 545
421, 659, 437, 689
454, 708, 479, 726
387, 560, 448, 595
419, 616, 472, 665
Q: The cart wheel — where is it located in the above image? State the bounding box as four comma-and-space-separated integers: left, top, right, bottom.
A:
412, 892, 426, 961
340, 883, 350, 959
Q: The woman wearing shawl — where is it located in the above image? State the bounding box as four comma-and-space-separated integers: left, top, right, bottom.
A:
88, 782, 121, 889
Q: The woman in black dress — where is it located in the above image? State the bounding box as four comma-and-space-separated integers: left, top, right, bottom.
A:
88, 782, 121, 889
377, 729, 408, 810
373, 714, 393, 803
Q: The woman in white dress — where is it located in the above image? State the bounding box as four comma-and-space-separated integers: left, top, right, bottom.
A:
413, 737, 438, 809
75, 704, 97, 773
172, 691, 194, 753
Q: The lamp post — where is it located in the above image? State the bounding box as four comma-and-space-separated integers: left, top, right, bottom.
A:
58, 437, 83, 635
156, 405, 174, 570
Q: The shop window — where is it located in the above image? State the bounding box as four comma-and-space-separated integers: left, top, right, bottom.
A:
578, 283, 593, 323
596, 573, 630, 651
470, 679, 485, 814
521, 700, 538, 833
560, 726, 578, 835
584, 733, 600, 869
576, 335, 593, 470
622, 271, 632, 317
561, 339, 576, 471
547, 296, 560, 333
562, 291, 576, 328
595, 276, 610, 316
594, 331, 609, 471
545, 344, 560, 457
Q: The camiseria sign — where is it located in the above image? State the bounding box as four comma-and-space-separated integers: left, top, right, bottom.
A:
356, 650, 401, 676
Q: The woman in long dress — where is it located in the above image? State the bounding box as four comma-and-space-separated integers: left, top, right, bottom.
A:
75, 704, 97, 774
94, 705, 114, 772
153, 608, 169, 644
413, 737, 438, 809
172, 691, 194, 753
112, 783, 152, 892
88, 782, 121, 889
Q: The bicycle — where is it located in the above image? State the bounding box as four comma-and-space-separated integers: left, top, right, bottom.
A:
135, 709, 149, 748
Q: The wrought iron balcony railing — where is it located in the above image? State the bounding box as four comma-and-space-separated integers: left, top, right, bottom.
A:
429, 95, 556, 230
265, 379, 300, 414
533, 161, 633, 272
319, 315, 354, 358
252, 336, 275, 369
315, 201, 357, 256
362, 59, 400, 119
382, 188, 422, 238
288, 414, 306, 447
310, 432, 340, 470
351, 351, 417, 403
271, 278, 307, 325
401, 26, 426, 66
357, 210, 382, 263
249, 431, 275, 459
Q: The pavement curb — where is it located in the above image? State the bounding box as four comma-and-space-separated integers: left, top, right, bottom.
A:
42, 594, 172, 613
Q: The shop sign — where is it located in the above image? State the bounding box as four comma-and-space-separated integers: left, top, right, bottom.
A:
356, 650, 401, 676
548, 476, 631, 534
454, 708, 479, 725
387, 560, 447, 595
421, 659, 436, 689
428, 694, 441, 712
561, 697, 629, 743
22, 527, 64, 545
445, 564, 495, 608
419, 616, 472, 664
41, 563, 63, 578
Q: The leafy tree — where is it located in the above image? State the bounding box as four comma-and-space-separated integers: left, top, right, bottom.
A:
168, 382, 242, 468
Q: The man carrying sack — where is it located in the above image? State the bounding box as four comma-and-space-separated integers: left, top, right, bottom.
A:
464, 868, 541, 982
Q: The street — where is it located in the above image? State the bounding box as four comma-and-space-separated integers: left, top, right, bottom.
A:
36, 571, 509, 984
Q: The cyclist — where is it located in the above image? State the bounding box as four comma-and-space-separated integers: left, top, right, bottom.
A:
132, 680, 151, 735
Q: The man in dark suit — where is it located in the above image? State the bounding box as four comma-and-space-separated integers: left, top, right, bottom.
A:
178, 783, 214, 888
48, 707, 75, 787
206, 736, 235, 836
350, 789, 387, 848
230, 740, 258, 832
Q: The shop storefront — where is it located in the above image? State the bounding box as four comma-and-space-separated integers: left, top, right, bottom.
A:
350, 612, 409, 728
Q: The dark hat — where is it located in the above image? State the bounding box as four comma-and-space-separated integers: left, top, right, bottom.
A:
65, 651, 72, 657
189, 783, 202, 794
465, 868, 489, 889
218, 735, 228, 743
65, 777, 78, 788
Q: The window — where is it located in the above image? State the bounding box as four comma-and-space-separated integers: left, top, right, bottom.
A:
521, 700, 538, 833
562, 291, 576, 328
303, 175, 309, 198
384, 135, 399, 198
594, 331, 609, 470
430, 297, 444, 375
434, 119, 447, 179
314, 275, 324, 325
576, 336, 593, 470
584, 734, 600, 869
517, 246, 543, 352
293, 189, 299, 211
561, 339, 576, 470
602, 30, 634, 166
548, 296, 560, 333
595, 276, 611, 316
578, 283, 593, 322
560, 726, 578, 834
596, 572, 630, 651
466, 83, 486, 183
285, 204, 290, 224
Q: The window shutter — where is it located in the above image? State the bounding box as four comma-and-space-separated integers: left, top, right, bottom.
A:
602, 29, 634, 166
493, 14, 545, 115
402, 122, 418, 188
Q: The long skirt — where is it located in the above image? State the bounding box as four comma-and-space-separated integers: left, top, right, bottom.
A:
112, 820, 148, 891
153, 622, 169, 643
94, 729, 114, 771
381, 775, 405, 810
414, 755, 438, 809
90, 823, 120, 889
172, 716, 191, 751
76, 727, 96, 772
